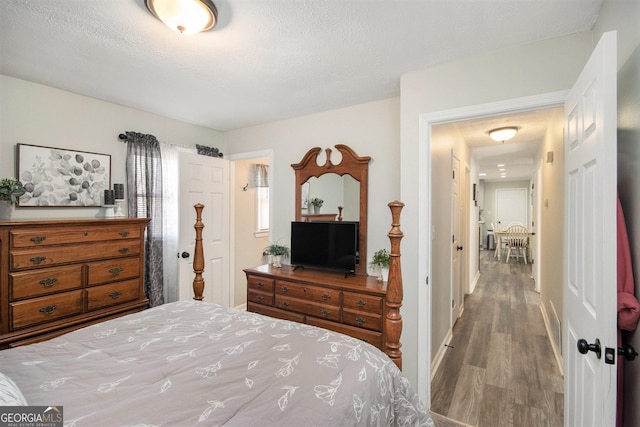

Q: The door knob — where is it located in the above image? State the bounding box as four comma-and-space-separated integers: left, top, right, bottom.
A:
577, 338, 602, 359
618, 344, 639, 361
181, 251, 190, 259
457, 245, 463, 251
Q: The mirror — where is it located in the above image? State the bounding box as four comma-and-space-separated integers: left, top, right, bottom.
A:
292, 145, 370, 275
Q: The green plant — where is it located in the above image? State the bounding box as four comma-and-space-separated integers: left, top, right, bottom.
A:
264, 242, 290, 256
310, 197, 324, 208
0, 178, 26, 204
369, 248, 390, 268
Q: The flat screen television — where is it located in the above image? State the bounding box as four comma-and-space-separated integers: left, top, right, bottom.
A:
290, 221, 359, 274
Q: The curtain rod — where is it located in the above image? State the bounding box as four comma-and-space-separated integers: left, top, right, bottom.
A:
118, 133, 203, 152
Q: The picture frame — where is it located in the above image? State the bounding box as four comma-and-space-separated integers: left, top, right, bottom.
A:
17, 143, 111, 207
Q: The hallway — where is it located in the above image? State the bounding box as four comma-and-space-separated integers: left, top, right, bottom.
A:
431, 249, 563, 426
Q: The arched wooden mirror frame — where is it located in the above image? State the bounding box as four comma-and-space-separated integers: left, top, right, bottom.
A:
291, 144, 370, 276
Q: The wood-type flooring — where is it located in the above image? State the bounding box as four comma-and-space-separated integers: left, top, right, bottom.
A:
431, 249, 564, 426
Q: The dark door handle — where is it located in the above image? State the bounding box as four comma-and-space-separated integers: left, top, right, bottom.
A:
181, 251, 190, 259
457, 245, 463, 251
577, 338, 602, 359
619, 344, 639, 361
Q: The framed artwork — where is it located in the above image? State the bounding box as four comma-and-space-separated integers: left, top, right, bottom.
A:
17, 144, 111, 207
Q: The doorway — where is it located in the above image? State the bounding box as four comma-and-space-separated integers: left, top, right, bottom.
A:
418, 91, 568, 410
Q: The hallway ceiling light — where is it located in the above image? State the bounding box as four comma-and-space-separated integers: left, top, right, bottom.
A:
488, 127, 519, 142
145, 0, 218, 34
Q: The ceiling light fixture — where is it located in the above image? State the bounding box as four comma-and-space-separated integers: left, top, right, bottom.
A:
488, 127, 519, 143
145, 0, 218, 34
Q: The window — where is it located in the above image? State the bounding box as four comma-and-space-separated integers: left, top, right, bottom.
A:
255, 186, 269, 236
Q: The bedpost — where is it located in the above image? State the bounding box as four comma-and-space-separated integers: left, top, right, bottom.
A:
193, 203, 205, 301
386, 201, 404, 369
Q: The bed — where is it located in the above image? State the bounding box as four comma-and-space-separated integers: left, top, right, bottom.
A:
0, 204, 430, 426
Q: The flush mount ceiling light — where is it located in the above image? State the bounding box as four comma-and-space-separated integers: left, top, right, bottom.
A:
145, 0, 218, 34
488, 127, 519, 142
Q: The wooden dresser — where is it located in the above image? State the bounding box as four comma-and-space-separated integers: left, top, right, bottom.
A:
244, 264, 388, 350
0, 218, 150, 348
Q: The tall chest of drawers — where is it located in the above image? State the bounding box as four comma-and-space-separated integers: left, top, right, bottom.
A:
0, 218, 150, 348
244, 264, 388, 351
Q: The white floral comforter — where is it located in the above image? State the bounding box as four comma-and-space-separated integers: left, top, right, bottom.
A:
1, 301, 431, 426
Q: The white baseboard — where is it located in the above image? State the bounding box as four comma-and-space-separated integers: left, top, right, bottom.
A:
469, 270, 481, 294
431, 328, 454, 380
235, 303, 247, 311
539, 302, 564, 377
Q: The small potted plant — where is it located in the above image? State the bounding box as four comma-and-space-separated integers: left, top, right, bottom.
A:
0, 178, 26, 220
264, 242, 290, 268
310, 197, 324, 214
369, 248, 390, 282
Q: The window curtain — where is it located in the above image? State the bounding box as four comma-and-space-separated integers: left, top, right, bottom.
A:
125, 131, 164, 307
253, 164, 269, 187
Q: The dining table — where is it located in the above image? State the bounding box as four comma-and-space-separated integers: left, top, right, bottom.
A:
493, 228, 535, 260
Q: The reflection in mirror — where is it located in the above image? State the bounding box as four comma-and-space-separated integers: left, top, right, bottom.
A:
303, 175, 359, 221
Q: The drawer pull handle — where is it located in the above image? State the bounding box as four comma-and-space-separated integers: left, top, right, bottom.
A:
109, 267, 124, 276
321, 310, 330, 318
39, 277, 58, 288
30, 256, 46, 265
108, 291, 123, 299
356, 300, 366, 307
257, 282, 264, 288
119, 231, 130, 237
321, 294, 330, 300
281, 286, 289, 293
256, 295, 263, 302
356, 317, 366, 325
282, 301, 290, 307
39, 305, 57, 315
84, 231, 89, 236
118, 247, 130, 254
30, 236, 46, 244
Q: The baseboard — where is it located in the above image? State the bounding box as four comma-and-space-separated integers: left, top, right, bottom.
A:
431, 328, 453, 380
235, 303, 247, 311
539, 302, 564, 377
469, 270, 480, 294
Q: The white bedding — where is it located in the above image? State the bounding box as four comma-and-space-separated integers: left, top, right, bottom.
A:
1, 301, 431, 426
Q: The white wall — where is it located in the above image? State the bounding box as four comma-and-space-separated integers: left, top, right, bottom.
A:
0, 75, 226, 219
225, 97, 401, 279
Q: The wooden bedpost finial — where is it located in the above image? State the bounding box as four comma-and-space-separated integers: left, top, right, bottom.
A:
386, 200, 404, 369
193, 203, 205, 301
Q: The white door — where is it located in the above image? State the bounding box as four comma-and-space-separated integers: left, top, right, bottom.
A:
451, 154, 463, 323
178, 152, 231, 306
564, 31, 617, 426
495, 188, 527, 228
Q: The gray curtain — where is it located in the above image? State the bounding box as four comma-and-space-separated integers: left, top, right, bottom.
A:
125, 131, 164, 307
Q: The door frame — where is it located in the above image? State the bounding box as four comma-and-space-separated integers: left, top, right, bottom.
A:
418, 90, 569, 405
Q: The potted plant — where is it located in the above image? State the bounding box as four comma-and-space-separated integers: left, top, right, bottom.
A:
310, 197, 324, 214
264, 242, 290, 268
369, 248, 390, 282
0, 178, 26, 220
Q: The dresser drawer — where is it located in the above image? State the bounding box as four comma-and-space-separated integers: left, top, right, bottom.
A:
247, 302, 305, 323
11, 239, 141, 270
247, 275, 274, 292
342, 308, 383, 331
275, 281, 341, 305
10, 225, 141, 248
343, 292, 383, 314
307, 317, 382, 348
88, 257, 140, 286
275, 295, 340, 321
10, 291, 84, 330
86, 279, 140, 311
9, 265, 83, 300
247, 289, 273, 306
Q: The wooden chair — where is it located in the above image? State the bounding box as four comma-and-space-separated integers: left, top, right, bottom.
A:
505, 224, 530, 263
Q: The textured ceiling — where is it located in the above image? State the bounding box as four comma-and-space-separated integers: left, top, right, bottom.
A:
1, 0, 602, 132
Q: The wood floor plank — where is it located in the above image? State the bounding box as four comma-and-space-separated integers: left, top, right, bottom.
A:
431, 249, 564, 427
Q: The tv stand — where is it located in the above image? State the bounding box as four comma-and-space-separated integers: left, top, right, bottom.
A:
244, 264, 391, 356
